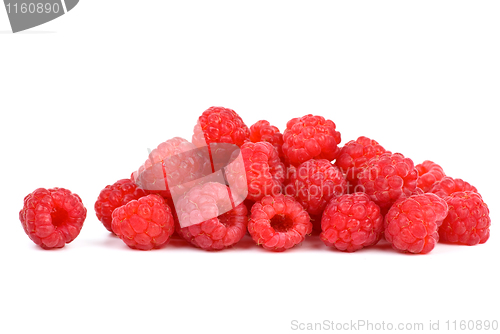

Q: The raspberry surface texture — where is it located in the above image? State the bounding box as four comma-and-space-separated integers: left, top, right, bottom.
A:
430, 176, 477, 198
133, 137, 209, 199
19, 188, 87, 249
440, 191, 490, 245
248, 194, 312, 252
176, 182, 248, 250
357, 152, 418, 211
415, 160, 446, 193
282, 114, 341, 166
335, 136, 388, 183
385, 193, 448, 254
249, 120, 285, 161
111, 194, 175, 250
192, 106, 250, 147
226, 141, 285, 201
320, 193, 383, 252
285, 159, 347, 216
95, 178, 146, 232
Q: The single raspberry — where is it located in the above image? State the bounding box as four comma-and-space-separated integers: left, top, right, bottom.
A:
225, 141, 285, 201
192, 106, 250, 147
111, 194, 175, 250
385, 193, 448, 254
19, 188, 87, 249
248, 194, 312, 252
249, 120, 285, 161
284, 159, 347, 216
357, 152, 418, 211
415, 160, 446, 193
430, 176, 477, 198
282, 114, 341, 166
176, 182, 248, 250
335, 136, 389, 183
95, 179, 146, 232
133, 137, 210, 199
320, 193, 383, 252
439, 191, 490, 245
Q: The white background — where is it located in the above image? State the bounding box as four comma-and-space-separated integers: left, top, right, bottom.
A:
1, 1, 499, 333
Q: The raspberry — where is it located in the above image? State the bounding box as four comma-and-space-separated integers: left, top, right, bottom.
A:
415, 160, 446, 193
385, 193, 448, 254
248, 194, 312, 252
249, 120, 284, 161
95, 178, 146, 232
176, 182, 248, 250
284, 159, 347, 216
133, 137, 210, 199
226, 141, 285, 201
357, 153, 418, 211
19, 188, 87, 249
430, 176, 477, 198
320, 193, 383, 252
282, 114, 341, 166
111, 194, 175, 250
439, 191, 490, 245
192, 106, 250, 147
335, 136, 389, 183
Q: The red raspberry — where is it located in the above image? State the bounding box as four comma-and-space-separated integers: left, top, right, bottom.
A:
430, 176, 477, 198
284, 159, 347, 216
19, 188, 87, 249
415, 160, 446, 193
335, 136, 389, 183
439, 191, 490, 245
249, 120, 284, 161
248, 194, 312, 252
282, 114, 341, 166
320, 193, 383, 252
385, 193, 448, 254
95, 179, 146, 233
176, 182, 248, 250
133, 137, 210, 199
225, 141, 285, 201
192, 106, 250, 147
357, 153, 418, 211
111, 194, 175, 250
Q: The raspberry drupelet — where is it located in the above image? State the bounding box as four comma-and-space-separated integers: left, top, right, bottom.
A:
248, 194, 312, 252
19, 187, 87, 249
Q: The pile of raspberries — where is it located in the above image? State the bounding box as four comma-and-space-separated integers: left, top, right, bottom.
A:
19, 107, 491, 254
